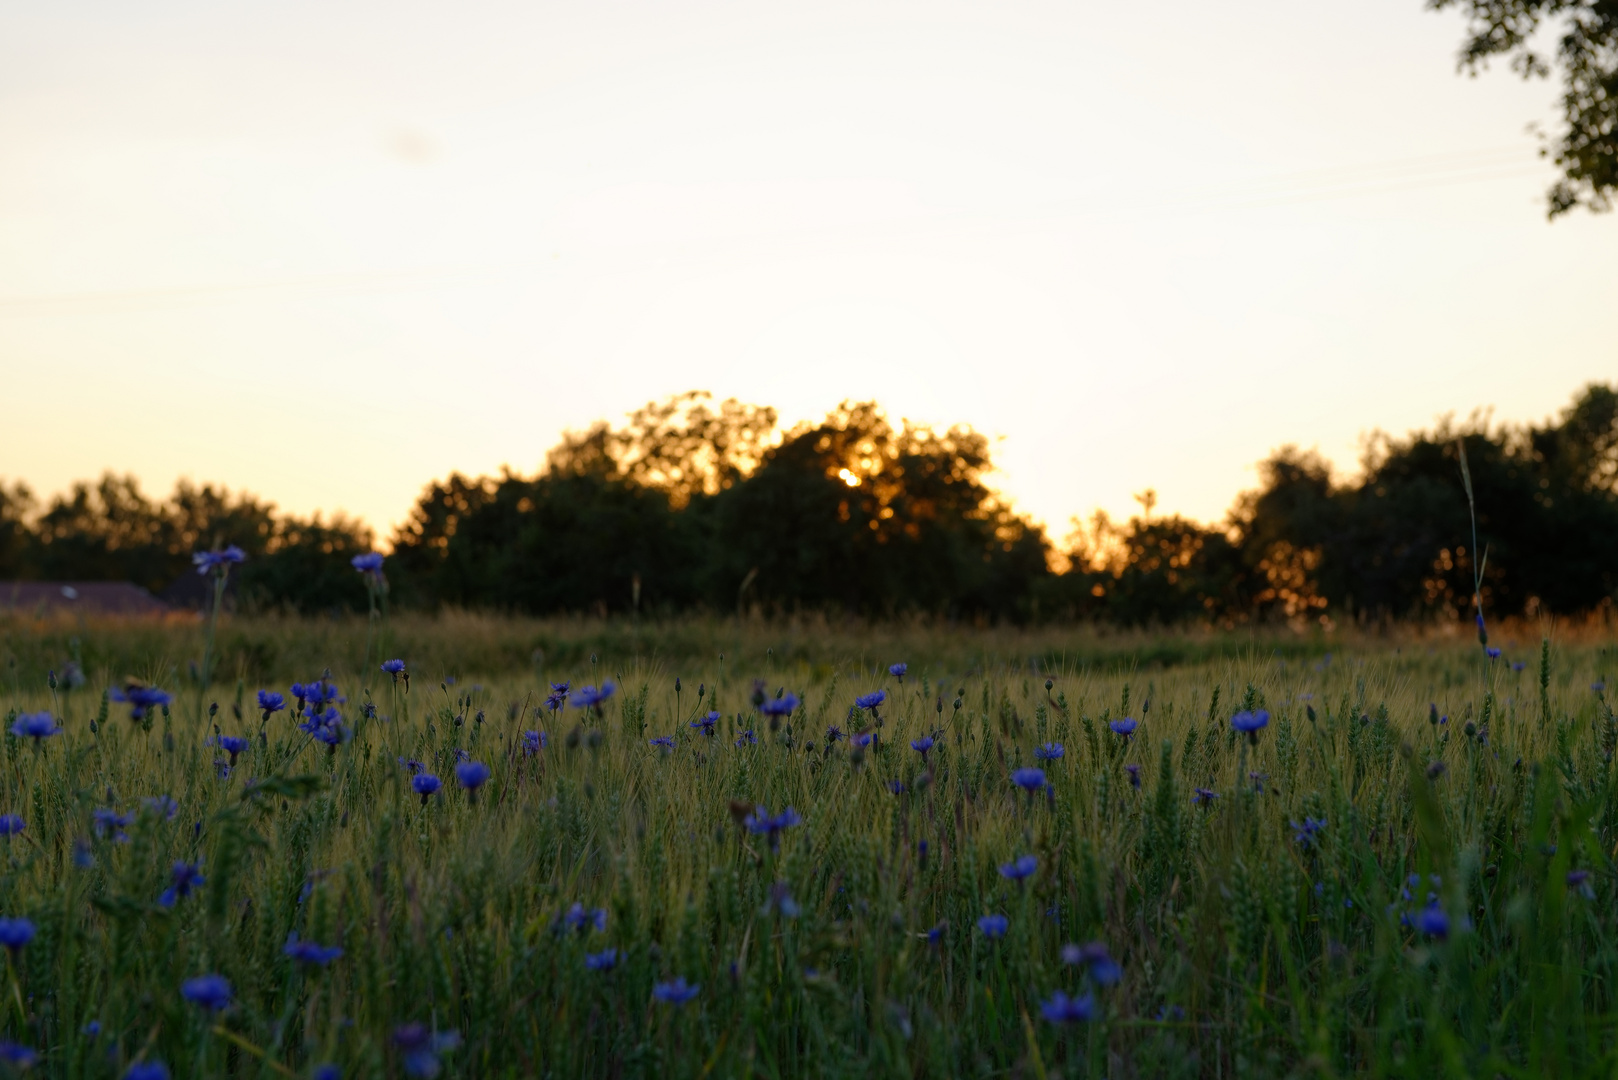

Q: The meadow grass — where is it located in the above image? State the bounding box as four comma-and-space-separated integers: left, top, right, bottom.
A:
0, 613, 1615, 1077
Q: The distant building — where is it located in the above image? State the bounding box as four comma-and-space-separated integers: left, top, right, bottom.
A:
0, 581, 170, 617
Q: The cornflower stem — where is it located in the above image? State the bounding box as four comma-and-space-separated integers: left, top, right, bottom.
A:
361, 580, 379, 685
199, 568, 227, 715
210, 1025, 300, 1078
5, 954, 23, 1025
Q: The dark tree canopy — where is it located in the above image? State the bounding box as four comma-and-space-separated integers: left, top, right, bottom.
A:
0, 473, 372, 612
1429, 0, 1618, 216
6, 385, 1616, 626
388, 398, 1050, 619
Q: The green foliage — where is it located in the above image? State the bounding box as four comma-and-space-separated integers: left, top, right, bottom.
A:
1427, 0, 1617, 217
1226, 382, 1618, 621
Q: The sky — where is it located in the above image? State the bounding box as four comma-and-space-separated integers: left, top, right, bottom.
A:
2, 0, 1614, 545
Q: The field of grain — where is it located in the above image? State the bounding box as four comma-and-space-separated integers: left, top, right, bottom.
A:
0, 611, 1614, 1078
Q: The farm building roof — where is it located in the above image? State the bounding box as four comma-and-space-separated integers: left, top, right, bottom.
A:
0, 581, 170, 616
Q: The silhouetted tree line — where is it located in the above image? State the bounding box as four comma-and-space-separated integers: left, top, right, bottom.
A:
4, 385, 1615, 625
0, 476, 375, 612
385, 395, 1050, 619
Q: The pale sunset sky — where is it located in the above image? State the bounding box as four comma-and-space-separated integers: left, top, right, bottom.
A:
2, 0, 1614, 543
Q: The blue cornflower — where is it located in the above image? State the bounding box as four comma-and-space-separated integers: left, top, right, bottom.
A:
1072, 941, 1122, 985
0, 918, 35, 953
888, 663, 908, 681
296, 680, 342, 710
563, 903, 608, 933
83, 1020, 101, 1037
0, 1043, 39, 1068
977, 914, 1009, 939
735, 729, 757, 747
692, 712, 719, 737
215, 735, 249, 765
1192, 787, 1219, 806
1109, 718, 1137, 739
257, 690, 286, 719
412, 774, 442, 804
652, 977, 700, 1005
1124, 764, 1141, 789
887, 779, 906, 794
1291, 817, 1327, 849
455, 761, 490, 790
1231, 710, 1269, 735
302, 713, 346, 747
393, 1024, 459, 1079
744, 806, 803, 850
10, 711, 61, 742
1416, 904, 1449, 940
351, 552, 384, 574
111, 686, 173, 720
1040, 991, 1095, 1024
1485, 647, 1501, 660
764, 881, 801, 918
193, 546, 246, 575
147, 795, 180, 821
1035, 742, 1064, 760
649, 736, 676, 751
910, 735, 935, 757
284, 933, 344, 966
824, 724, 844, 743
1512, 660, 1525, 672
158, 860, 205, 907
92, 808, 134, 841
926, 922, 947, 945
1568, 869, 1596, 899
381, 659, 406, 677
585, 948, 619, 971
125, 1062, 171, 1080
299, 700, 341, 727
522, 731, 546, 754
1011, 767, 1046, 792
760, 693, 799, 717
572, 683, 616, 710
544, 692, 566, 711
854, 690, 886, 713
399, 757, 425, 774
550, 681, 571, 695
296, 704, 333, 733
0, 816, 23, 836
181, 974, 232, 1011
999, 854, 1038, 882
312, 1065, 341, 1080
850, 731, 873, 749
